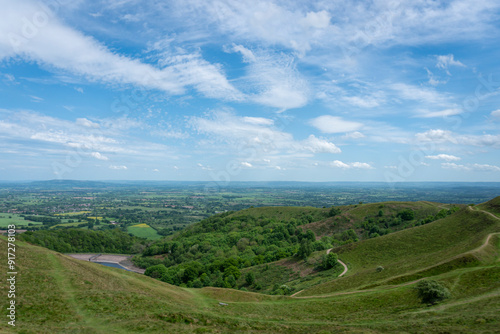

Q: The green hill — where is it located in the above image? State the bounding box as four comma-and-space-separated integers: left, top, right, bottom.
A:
297, 205, 499, 297
131, 201, 458, 292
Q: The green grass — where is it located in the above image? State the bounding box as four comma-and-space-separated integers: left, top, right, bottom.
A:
1, 197, 499, 333
0, 213, 41, 228
127, 224, 162, 240
297, 206, 500, 297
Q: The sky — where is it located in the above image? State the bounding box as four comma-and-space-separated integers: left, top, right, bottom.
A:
0, 0, 500, 183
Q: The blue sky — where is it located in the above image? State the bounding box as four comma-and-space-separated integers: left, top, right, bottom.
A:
1, 0, 500, 182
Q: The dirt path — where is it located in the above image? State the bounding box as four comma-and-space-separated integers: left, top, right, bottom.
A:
327, 248, 348, 277
290, 248, 348, 297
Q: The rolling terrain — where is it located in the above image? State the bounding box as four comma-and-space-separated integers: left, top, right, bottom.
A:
1, 197, 499, 333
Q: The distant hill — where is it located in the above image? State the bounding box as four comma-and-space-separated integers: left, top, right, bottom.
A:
1, 196, 499, 333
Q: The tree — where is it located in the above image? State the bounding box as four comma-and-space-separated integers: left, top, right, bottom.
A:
305, 229, 316, 242
224, 265, 241, 280
145, 264, 167, 279
398, 209, 415, 221
192, 279, 203, 288
329, 207, 341, 217
298, 239, 313, 259
321, 252, 339, 270
224, 274, 236, 288
416, 280, 450, 304
245, 272, 255, 286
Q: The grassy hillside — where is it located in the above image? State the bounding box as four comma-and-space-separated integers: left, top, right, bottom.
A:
477, 196, 500, 217
297, 205, 500, 297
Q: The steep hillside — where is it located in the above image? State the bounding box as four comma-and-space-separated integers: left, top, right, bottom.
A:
297, 205, 500, 297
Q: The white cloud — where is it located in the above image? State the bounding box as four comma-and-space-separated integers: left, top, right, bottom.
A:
301, 10, 330, 29
441, 162, 500, 172
91, 152, 109, 161
243, 116, 274, 126
230, 44, 256, 63
415, 108, 462, 118
342, 131, 365, 140
390, 83, 449, 105
76, 118, 100, 128
190, 110, 340, 156
29, 95, 43, 103
74, 87, 84, 93
342, 96, 380, 108
229, 49, 309, 110
331, 160, 373, 169
491, 109, 500, 118
436, 54, 466, 75
416, 129, 500, 147
425, 154, 461, 161
0, 1, 242, 101
300, 135, 341, 154
309, 115, 363, 134
109, 165, 127, 170
241, 162, 253, 168
153, 168, 159, 172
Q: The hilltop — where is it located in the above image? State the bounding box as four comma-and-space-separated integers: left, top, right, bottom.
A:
1, 197, 499, 333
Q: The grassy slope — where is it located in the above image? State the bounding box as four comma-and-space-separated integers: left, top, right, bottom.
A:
298, 205, 499, 296
1, 198, 499, 333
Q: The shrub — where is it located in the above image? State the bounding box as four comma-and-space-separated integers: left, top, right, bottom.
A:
145, 264, 168, 279
245, 272, 255, 286
321, 252, 339, 270
416, 280, 451, 304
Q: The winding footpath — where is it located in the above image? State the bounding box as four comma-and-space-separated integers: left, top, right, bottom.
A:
290, 248, 348, 297
327, 248, 348, 277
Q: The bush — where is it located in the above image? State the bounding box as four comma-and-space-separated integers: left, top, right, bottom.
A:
416, 280, 450, 304
245, 272, 255, 286
145, 264, 168, 279
321, 252, 339, 270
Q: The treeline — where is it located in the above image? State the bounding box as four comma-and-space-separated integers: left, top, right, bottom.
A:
20, 229, 145, 254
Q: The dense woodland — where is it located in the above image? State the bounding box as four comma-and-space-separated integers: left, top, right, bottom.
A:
133, 204, 460, 292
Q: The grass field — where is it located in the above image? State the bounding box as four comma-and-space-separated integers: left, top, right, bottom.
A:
127, 223, 162, 240
1, 197, 498, 333
0, 213, 41, 228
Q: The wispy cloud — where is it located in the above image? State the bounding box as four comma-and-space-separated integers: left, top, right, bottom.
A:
0, 1, 242, 101
309, 115, 363, 134
189, 110, 341, 156
109, 165, 127, 170
436, 54, 466, 75
331, 160, 374, 169
441, 162, 500, 172
425, 154, 461, 161
416, 129, 500, 147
